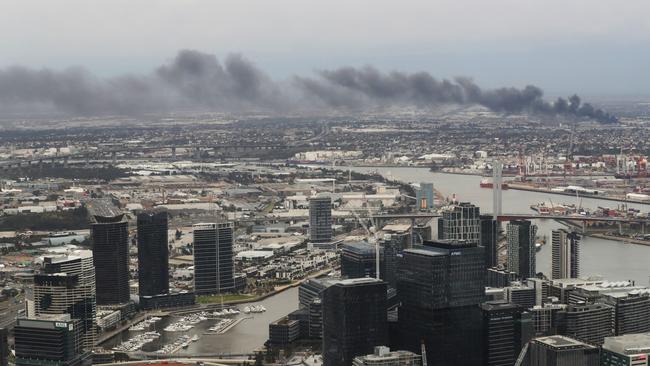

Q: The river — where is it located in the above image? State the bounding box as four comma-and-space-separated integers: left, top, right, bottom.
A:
104, 167, 650, 355
348, 166, 650, 285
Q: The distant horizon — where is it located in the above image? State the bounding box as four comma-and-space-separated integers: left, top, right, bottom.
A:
2, 1, 650, 97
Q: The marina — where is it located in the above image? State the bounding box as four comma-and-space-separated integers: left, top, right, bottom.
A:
100, 290, 296, 356
129, 316, 162, 331
113, 332, 160, 352
163, 312, 209, 332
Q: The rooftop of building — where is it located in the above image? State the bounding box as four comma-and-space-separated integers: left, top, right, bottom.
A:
21, 313, 71, 322
481, 300, 522, 311
342, 241, 378, 254
534, 335, 595, 350
335, 277, 384, 286
603, 333, 650, 355
354, 346, 420, 362
85, 198, 123, 221
43, 249, 93, 263
405, 240, 478, 256
550, 277, 604, 288
270, 316, 300, 326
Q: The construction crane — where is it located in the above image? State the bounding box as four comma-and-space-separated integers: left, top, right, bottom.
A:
351, 210, 381, 280
564, 122, 578, 178
514, 342, 529, 366
421, 340, 428, 366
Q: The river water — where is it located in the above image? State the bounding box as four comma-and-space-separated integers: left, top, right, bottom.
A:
104, 168, 650, 355
102, 287, 299, 356
349, 166, 650, 285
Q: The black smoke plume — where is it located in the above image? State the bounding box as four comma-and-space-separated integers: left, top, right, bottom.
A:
0, 50, 617, 123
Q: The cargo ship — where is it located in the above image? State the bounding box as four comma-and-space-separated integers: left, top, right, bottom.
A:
480, 179, 509, 189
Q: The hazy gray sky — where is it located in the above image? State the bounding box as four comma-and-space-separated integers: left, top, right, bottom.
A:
1, 0, 649, 96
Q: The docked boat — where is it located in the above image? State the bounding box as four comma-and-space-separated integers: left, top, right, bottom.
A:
480, 179, 509, 189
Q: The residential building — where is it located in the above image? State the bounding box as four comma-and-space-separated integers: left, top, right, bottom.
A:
439, 202, 481, 243
552, 230, 580, 279
193, 222, 235, 295
506, 220, 538, 279
309, 195, 332, 244
92, 213, 130, 305
481, 215, 499, 268
137, 211, 169, 297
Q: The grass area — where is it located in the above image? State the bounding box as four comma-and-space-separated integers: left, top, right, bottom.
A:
263, 201, 275, 213
196, 293, 257, 304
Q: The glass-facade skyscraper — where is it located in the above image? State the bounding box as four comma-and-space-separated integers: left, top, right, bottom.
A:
506, 220, 538, 280
91, 213, 130, 305
340, 241, 384, 280
397, 240, 486, 366
481, 301, 532, 366
480, 214, 499, 268
309, 195, 333, 244
322, 278, 388, 366
193, 222, 235, 295
137, 211, 169, 297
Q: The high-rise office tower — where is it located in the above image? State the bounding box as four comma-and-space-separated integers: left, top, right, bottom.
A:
506, 220, 538, 280
14, 315, 89, 366
416, 182, 435, 211
91, 213, 130, 305
551, 230, 580, 279
340, 242, 384, 280
480, 214, 499, 268
298, 277, 340, 339
397, 240, 485, 365
137, 211, 169, 297
322, 278, 388, 366
439, 202, 481, 243
309, 195, 333, 244
602, 333, 650, 366
527, 335, 599, 366
480, 301, 532, 366
193, 222, 234, 295
29, 250, 97, 351
559, 303, 614, 345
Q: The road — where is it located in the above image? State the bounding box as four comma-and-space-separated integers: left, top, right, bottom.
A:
0, 295, 24, 329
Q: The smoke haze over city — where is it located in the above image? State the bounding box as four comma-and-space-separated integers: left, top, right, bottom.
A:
0, 50, 617, 122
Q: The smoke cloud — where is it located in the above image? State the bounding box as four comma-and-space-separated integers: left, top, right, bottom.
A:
0, 50, 617, 123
